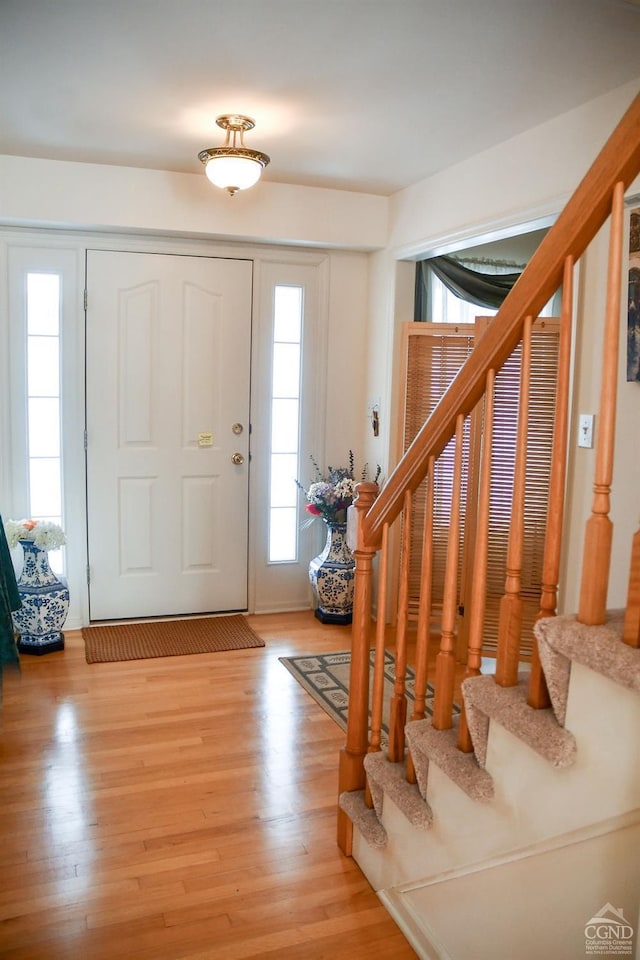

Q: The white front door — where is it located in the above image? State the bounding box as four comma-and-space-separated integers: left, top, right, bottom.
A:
85, 251, 252, 620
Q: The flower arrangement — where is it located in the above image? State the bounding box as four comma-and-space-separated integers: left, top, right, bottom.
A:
296, 451, 381, 525
4, 518, 66, 551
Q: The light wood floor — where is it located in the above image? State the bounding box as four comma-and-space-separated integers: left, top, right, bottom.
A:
0, 612, 419, 959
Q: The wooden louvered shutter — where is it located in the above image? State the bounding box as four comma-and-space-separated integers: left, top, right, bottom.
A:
399, 317, 560, 662
473, 316, 561, 659
400, 323, 476, 624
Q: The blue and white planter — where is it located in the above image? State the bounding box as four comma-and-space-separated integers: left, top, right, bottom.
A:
309, 521, 355, 624
12, 539, 69, 654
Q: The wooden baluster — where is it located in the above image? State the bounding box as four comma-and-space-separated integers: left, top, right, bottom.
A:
337, 481, 379, 855
458, 372, 495, 752
528, 257, 575, 708
578, 181, 625, 625
623, 528, 640, 648
407, 457, 435, 783
365, 521, 390, 807
495, 316, 533, 687
388, 491, 411, 762
433, 414, 465, 730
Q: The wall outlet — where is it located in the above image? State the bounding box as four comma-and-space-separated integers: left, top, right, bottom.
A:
578, 414, 594, 448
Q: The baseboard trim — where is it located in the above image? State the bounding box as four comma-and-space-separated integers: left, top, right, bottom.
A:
378, 888, 450, 960
397, 807, 640, 896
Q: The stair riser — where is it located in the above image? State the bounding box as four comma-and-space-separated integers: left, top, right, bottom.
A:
351, 660, 640, 891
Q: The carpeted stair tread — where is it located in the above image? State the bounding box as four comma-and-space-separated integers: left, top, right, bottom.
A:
364, 751, 433, 828
406, 718, 494, 803
338, 790, 387, 848
535, 611, 640, 726
462, 675, 577, 769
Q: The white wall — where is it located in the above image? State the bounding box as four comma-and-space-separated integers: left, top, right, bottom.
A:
365, 78, 640, 615
562, 215, 640, 612
0, 229, 371, 627
249, 248, 371, 615
0, 157, 385, 619
389, 79, 640, 258
0, 155, 388, 252
324, 250, 371, 471
2, 77, 639, 623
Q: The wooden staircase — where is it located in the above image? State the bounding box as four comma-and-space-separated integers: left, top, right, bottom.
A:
336, 93, 640, 958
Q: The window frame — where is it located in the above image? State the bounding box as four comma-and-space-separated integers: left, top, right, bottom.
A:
250, 255, 329, 614
268, 282, 304, 564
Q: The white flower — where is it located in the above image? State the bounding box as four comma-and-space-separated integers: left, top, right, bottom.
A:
333, 478, 355, 500
4, 519, 66, 551
308, 481, 337, 505
296, 452, 381, 524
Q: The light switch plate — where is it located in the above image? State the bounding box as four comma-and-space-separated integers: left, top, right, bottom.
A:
578, 414, 594, 448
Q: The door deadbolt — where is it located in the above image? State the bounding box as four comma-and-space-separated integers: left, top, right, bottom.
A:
231, 452, 245, 465
232, 422, 244, 435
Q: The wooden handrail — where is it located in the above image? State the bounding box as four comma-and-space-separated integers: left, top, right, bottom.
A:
362, 92, 640, 546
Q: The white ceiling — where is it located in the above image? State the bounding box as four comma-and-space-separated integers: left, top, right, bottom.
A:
1, 0, 639, 197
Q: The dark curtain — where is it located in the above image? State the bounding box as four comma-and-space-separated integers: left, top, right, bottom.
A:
0, 514, 21, 672
415, 256, 523, 321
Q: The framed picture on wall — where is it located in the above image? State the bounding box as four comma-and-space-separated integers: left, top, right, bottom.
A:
628, 207, 640, 382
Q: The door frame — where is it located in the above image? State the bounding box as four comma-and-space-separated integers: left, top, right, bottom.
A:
249, 255, 330, 614
1, 227, 332, 629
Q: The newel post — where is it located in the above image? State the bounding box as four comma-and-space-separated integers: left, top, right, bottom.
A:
337, 481, 379, 855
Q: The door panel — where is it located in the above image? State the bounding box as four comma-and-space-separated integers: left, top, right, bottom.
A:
86, 251, 252, 620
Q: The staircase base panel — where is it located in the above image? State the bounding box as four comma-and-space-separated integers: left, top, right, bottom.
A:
380, 811, 640, 960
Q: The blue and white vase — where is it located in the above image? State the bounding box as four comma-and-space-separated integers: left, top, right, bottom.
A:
309, 521, 355, 624
12, 540, 69, 654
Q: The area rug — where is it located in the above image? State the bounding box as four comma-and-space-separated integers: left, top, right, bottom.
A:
82, 614, 265, 664
279, 649, 459, 738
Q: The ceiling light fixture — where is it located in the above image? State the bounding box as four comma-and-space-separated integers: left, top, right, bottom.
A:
198, 114, 270, 197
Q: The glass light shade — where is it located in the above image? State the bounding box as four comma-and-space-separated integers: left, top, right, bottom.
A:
204, 154, 263, 191
199, 116, 269, 196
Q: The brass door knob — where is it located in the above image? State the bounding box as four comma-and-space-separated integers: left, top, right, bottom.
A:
231, 452, 245, 465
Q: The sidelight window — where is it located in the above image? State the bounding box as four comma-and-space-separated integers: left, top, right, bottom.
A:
268, 285, 303, 562
25, 272, 64, 572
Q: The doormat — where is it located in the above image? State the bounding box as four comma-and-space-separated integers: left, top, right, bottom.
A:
82, 614, 265, 664
279, 649, 459, 740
